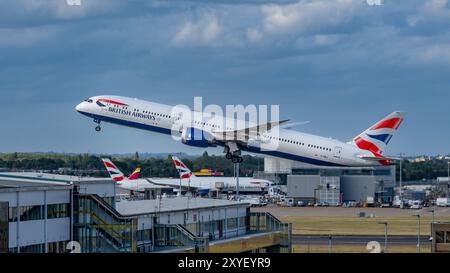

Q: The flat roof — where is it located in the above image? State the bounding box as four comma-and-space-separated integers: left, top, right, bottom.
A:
116, 196, 249, 216
0, 180, 72, 192
0, 172, 112, 184
0, 172, 113, 193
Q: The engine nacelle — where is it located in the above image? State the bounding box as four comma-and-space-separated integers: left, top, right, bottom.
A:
181, 127, 215, 148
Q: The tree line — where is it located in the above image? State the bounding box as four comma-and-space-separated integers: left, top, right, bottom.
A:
0, 152, 448, 181
0, 152, 263, 178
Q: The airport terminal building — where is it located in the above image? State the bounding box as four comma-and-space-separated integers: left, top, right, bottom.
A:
0, 172, 291, 253
262, 157, 396, 205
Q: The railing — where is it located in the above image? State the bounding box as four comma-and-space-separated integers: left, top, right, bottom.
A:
76, 194, 134, 253
75, 194, 291, 253
249, 211, 292, 252
153, 224, 208, 252
249, 211, 283, 232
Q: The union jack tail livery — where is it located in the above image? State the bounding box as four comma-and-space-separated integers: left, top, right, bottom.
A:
171, 156, 194, 179
101, 158, 141, 183
352, 111, 406, 158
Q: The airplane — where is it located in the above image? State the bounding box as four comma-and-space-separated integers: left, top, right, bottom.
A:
101, 158, 156, 192
103, 156, 273, 195
76, 95, 406, 167
146, 156, 273, 194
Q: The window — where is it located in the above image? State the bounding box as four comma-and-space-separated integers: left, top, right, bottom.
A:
8, 207, 17, 222
227, 218, 237, 230
239, 216, 246, 227
20, 243, 45, 253
20, 205, 44, 221
48, 203, 70, 219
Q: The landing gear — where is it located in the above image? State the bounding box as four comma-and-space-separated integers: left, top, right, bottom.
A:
224, 143, 243, 198
224, 142, 243, 163
94, 119, 102, 132
231, 156, 243, 164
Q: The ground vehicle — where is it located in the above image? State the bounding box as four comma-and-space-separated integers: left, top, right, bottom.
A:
436, 198, 450, 207
410, 200, 423, 209
342, 201, 357, 207
240, 196, 266, 207
314, 202, 329, 207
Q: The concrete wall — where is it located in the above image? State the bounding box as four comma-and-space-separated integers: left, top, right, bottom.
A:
287, 175, 320, 198
0, 189, 71, 207
340, 176, 376, 202
265, 157, 293, 173
8, 218, 70, 248
0, 188, 72, 250
77, 182, 115, 198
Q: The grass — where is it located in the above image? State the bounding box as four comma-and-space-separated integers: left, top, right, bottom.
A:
293, 244, 431, 253
278, 216, 450, 236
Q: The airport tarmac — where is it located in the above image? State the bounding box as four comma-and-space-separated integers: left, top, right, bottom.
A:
292, 235, 430, 246
252, 205, 450, 217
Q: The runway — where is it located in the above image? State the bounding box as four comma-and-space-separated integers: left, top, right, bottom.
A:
293, 235, 431, 246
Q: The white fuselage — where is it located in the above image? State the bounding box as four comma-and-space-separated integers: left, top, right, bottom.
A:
115, 177, 271, 193
149, 176, 273, 191
116, 178, 157, 192
76, 95, 379, 167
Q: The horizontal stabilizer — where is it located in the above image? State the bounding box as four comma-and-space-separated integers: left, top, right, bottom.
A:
359, 155, 400, 161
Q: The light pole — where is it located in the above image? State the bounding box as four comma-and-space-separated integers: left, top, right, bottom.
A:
413, 214, 421, 253
429, 209, 435, 253
398, 153, 404, 205
429, 209, 435, 224
378, 222, 388, 253
328, 235, 332, 253
447, 161, 450, 197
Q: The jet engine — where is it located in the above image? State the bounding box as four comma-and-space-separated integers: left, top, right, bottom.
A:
181, 127, 215, 148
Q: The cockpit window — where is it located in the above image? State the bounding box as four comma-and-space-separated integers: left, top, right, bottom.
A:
84, 98, 93, 103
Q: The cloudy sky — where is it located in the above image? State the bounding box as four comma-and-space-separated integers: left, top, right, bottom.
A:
0, 0, 449, 156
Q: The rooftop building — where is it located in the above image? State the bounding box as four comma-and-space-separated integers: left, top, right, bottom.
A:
0, 172, 291, 253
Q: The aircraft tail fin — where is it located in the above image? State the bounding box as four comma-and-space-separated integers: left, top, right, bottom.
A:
351, 111, 406, 156
171, 156, 195, 179
101, 158, 126, 183
128, 167, 141, 180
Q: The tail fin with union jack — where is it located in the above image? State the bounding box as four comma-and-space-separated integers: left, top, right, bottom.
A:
171, 156, 194, 179
352, 111, 406, 158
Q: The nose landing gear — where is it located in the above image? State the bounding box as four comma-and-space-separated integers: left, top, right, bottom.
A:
94, 119, 102, 132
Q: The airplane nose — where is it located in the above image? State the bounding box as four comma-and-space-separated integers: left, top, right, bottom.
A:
75, 102, 84, 112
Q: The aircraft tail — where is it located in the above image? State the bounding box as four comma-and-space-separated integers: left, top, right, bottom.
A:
351, 111, 406, 157
128, 167, 141, 180
171, 156, 195, 179
101, 158, 126, 183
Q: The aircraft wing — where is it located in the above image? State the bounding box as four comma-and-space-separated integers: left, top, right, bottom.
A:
145, 178, 200, 190
280, 121, 310, 130
212, 119, 290, 141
